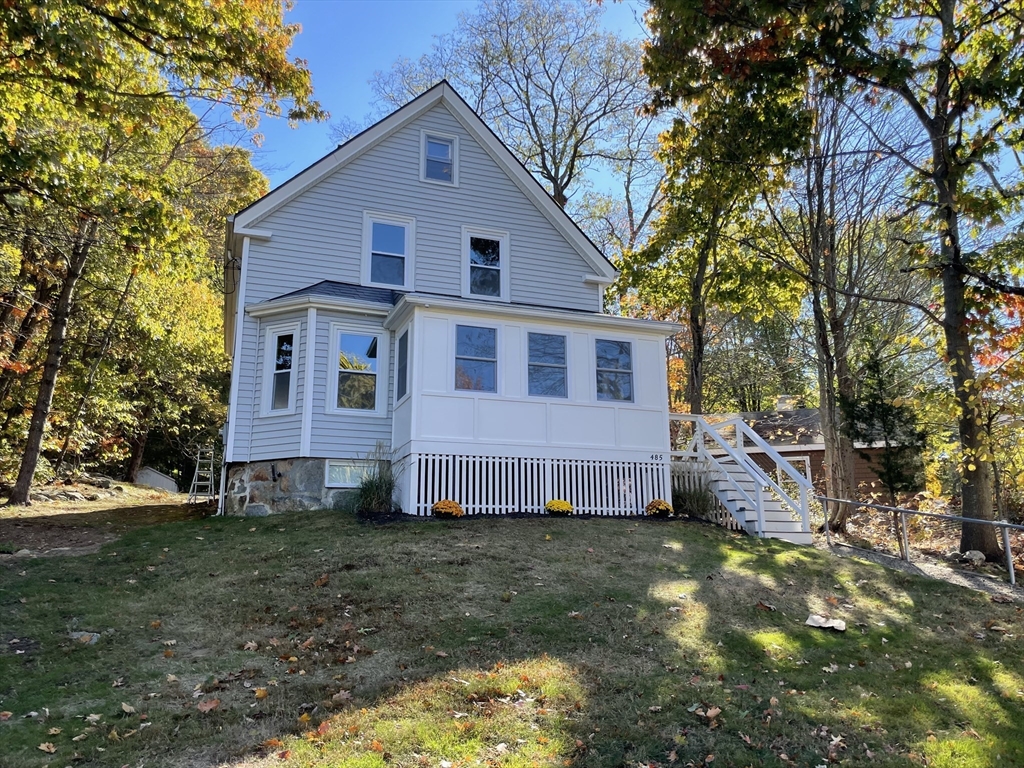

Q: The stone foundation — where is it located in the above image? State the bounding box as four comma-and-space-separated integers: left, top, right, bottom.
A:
224, 459, 354, 516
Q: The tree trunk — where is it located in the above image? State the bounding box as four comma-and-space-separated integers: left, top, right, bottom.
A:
6, 220, 97, 505
126, 426, 150, 483
942, 263, 1000, 556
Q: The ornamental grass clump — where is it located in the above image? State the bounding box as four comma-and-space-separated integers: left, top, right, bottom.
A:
544, 499, 573, 517
431, 499, 464, 518
645, 498, 673, 518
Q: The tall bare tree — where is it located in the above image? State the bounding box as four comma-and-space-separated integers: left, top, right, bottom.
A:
367, 0, 646, 210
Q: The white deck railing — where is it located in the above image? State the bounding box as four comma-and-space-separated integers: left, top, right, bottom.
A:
405, 453, 670, 517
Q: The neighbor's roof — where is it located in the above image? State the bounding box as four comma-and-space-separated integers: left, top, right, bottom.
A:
229, 81, 617, 282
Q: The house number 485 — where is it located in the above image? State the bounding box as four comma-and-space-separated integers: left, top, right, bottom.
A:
650, 454, 664, 461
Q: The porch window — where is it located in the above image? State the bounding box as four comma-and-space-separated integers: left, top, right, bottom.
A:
455, 325, 497, 392
335, 332, 379, 411
363, 212, 414, 290
462, 227, 508, 301
527, 332, 567, 397
595, 339, 633, 402
396, 329, 409, 402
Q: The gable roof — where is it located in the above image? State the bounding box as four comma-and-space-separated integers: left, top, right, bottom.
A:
230, 81, 617, 282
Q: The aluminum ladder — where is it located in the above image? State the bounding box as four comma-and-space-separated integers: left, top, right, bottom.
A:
187, 446, 217, 504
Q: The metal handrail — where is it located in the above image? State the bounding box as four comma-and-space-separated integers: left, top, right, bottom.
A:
817, 495, 1021, 586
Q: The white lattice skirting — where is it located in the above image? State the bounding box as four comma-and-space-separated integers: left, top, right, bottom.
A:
402, 453, 670, 516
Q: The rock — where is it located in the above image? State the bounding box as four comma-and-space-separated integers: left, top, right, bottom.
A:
945, 549, 961, 560
85, 494, 100, 501
113, 485, 124, 492
69, 631, 101, 645
29, 493, 49, 502
963, 550, 986, 565
13, 549, 32, 558
93, 478, 112, 489
65, 491, 87, 502
805, 614, 846, 631
244, 504, 270, 517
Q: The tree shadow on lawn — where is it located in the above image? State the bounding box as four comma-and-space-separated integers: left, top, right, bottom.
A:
1, 513, 1021, 768
236, 518, 1023, 768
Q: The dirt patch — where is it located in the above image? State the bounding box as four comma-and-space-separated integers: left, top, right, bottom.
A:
0, 486, 209, 556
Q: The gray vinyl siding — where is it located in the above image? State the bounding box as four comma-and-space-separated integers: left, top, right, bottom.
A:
244, 104, 601, 310
309, 312, 394, 458
229, 313, 258, 462
247, 312, 305, 462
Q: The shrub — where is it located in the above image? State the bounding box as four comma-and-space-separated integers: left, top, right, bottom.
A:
645, 498, 673, 518
545, 499, 573, 516
431, 499, 464, 518
353, 443, 397, 517
672, 485, 717, 519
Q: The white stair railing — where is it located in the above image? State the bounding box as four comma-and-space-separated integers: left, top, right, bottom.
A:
669, 415, 814, 538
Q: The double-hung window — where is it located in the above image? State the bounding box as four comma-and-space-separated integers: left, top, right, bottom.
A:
421, 131, 458, 184
330, 325, 388, 415
595, 339, 633, 402
455, 325, 497, 392
527, 332, 567, 398
363, 212, 414, 290
462, 227, 508, 301
263, 324, 299, 415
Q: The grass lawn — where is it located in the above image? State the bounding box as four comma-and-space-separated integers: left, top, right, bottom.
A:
1, 510, 1021, 768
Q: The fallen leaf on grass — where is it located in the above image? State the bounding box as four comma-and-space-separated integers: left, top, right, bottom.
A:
263, 738, 284, 748
648, 705, 662, 712
0, 712, 11, 721
435, 651, 449, 658
298, 712, 311, 724
706, 706, 722, 720
85, 714, 102, 724
332, 690, 352, 703
243, 641, 258, 651
163, 649, 175, 658
197, 699, 220, 713
991, 594, 1014, 604
47, 727, 61, 735
72, 732, 89, 742
276, 750, 291, 760
255, 688, 269, 700
299, 636, 315, 650
150, 620, 161, 629
121, 703, 136, 714
756, 601, 777, 612
38, 743, 57, 753
314, 573, 329, 588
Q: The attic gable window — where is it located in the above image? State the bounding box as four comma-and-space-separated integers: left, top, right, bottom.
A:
462, 227, 509, 301
421, 130, 458, 185
362, 211, 415, 290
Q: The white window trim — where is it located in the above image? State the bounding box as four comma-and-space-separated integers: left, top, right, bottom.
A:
524, 326, 570, 401
324, 459, 369, 489
594, 336, 635, 404
260, 321, 301, 417
452, 322, 501, 396
326, 322, 390, 417
362, 211, 416, 291
420, 129, 459, 187
461, 226, 510, 302
394, 324, 412, 407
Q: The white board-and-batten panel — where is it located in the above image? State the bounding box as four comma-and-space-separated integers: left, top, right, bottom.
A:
247, 311, 306, 461
242, 104, 601, 310
308, 311, 394, 459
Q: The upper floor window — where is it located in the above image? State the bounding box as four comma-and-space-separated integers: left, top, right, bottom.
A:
595, 339, 633, 402
462, 227, 509, 301
329, 324, 388, 415
528, 332, 567, 398
263, 323, 299, 415
455, 325, 497, 392
421, 131, 458, 185
362, 212, 414, 290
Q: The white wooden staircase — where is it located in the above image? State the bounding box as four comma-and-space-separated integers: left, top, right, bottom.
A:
670, 416, 814, 545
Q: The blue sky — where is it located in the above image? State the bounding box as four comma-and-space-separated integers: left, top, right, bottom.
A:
253, 0, 648, 189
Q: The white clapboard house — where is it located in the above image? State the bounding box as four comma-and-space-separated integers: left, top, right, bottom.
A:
219, 81, 813, 542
